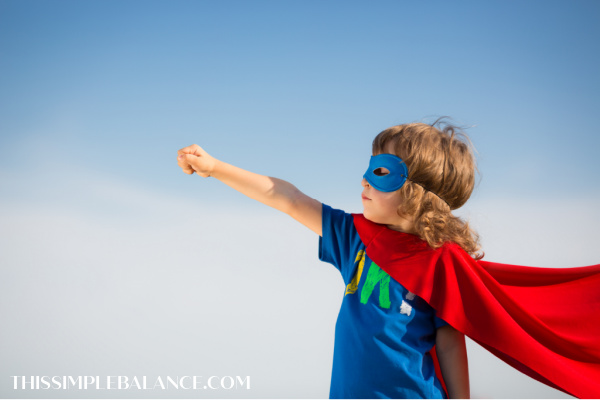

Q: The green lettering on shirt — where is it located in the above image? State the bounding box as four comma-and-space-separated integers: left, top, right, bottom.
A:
360, 262, 391, 309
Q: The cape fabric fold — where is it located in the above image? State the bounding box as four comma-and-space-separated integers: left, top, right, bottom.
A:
352, 214, 600, 399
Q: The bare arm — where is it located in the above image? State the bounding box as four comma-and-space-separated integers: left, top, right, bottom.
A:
436, 325, 470, 399
177, 144, 322, 236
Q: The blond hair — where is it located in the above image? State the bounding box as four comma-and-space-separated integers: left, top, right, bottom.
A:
372, 119, 483, 259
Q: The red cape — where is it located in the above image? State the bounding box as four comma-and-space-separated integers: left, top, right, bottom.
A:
353, 214, 600, 399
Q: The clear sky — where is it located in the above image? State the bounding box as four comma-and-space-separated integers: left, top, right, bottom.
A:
1, 0, 599, 398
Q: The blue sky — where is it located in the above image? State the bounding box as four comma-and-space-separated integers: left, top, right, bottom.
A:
2, 0, 599, 201
1, 1, 599, 398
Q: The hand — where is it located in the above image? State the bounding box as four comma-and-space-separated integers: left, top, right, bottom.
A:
177, 144, 218, 177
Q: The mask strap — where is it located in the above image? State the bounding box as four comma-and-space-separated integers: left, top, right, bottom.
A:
407, 179, 450, 208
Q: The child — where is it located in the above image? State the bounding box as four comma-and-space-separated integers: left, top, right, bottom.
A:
177, 120, 600, 399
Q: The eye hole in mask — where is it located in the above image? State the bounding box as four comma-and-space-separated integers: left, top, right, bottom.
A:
373, 167, 390, 176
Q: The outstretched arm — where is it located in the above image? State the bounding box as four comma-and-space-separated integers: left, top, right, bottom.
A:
436, 324, 470, 399
177, 144, 322, 236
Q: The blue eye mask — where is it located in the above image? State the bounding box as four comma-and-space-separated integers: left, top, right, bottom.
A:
363, 154, 409, 192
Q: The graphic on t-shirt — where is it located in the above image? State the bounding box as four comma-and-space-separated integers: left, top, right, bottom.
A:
345, 250, 365, 295
345, 250, 391, 309
400, 300, 412, 316
361, 263, 391, 308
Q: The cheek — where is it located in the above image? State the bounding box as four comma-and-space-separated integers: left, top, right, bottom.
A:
369, 194, 401, 219
381, 193, 402, 211
382, 203, 400, 218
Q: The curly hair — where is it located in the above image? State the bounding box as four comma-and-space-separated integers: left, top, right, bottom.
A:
372, 118, 483, 259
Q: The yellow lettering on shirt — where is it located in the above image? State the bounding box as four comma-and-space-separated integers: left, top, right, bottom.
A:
345, 250, 366, 295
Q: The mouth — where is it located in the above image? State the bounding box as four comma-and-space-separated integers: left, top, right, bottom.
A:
361, 193, 371, 201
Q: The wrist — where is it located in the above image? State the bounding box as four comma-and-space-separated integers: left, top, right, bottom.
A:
208, 158, 225, 178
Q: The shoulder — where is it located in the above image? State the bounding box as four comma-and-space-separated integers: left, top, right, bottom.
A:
439, 241, 463, 255
322, 204, 355, 230
320, 204, 362, 247
433, 241, 479, 275
442, 241, 476, 259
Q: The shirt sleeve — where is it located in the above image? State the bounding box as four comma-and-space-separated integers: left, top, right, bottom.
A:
434, 314, 449, 329
318, 204, 363, 283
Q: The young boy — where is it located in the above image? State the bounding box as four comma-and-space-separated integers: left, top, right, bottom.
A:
177, 122, 599, 399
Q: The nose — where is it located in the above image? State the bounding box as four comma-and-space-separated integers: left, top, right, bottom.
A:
361, 178, 369, 188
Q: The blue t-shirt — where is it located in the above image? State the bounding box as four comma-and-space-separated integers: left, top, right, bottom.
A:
319, 204, 448, 399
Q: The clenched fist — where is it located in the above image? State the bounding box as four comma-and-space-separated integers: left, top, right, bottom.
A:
177, 144, 218, 178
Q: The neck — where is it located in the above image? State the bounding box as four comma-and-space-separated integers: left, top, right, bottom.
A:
385, 218, 417, 235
